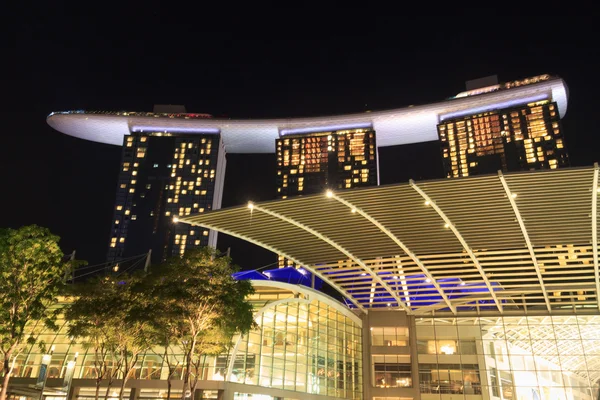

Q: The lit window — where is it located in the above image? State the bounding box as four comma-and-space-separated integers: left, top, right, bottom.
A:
116, 205, 123, 211
372, 355, 412, 388
146, 184, 151, 189
153, 164, 159, 168
119, 238, 125, 243
120, 184, 126, 189
124, 210, 130, 215
131, 215, 137, 220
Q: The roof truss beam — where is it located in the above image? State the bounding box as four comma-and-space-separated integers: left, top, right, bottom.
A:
498, 171, 552, 312
409, 179, 503, 313
331, 192, 456, 314
251, 202, 411, 312
185, 219, 366, 312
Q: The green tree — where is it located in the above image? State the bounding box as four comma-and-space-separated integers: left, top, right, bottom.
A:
142, 248, 255, 400
0, 225, 74, 400
64, 273, 152, 400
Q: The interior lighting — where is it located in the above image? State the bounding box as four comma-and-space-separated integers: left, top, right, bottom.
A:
326, 190, 333, 198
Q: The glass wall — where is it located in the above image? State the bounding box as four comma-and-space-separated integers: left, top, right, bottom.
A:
415, 315, 600, 400
9, 283, 362, 400
231, 293, 363, 399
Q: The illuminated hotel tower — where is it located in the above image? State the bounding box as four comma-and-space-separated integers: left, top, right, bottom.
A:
276, 128, 378, 198
107, 131, 226, 265
275, 128, 377, 267
438, 78, 569, 178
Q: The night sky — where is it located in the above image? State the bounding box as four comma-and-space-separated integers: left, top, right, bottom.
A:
2, 10, 599, 270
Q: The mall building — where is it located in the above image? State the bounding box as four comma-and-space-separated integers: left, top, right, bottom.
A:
7, 165, 600, 400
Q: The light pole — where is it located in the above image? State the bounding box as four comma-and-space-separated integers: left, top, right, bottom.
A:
62, 352, 78, 400
35, 345, 55, 400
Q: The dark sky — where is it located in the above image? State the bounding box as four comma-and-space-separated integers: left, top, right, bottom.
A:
2, 9, 598, 269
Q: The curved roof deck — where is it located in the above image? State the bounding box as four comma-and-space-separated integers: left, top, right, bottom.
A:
181, 165, 600, 316
47, 77, 568, 153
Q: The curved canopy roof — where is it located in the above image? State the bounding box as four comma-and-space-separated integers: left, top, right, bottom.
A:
181, 166, 600, 316
47, 77, 568, 153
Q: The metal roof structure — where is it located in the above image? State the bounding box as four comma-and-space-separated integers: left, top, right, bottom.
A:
181, 165, 600, 316
46, 76, 568, 153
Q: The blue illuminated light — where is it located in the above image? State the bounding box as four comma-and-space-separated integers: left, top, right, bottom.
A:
280, 123, 372, 136
440, 94, 549, 121
131, 126, 220, 134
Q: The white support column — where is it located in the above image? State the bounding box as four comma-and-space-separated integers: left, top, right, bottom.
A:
252, 202, 411, 312
592, 163, 599, 311
187, 220, 366, 312
498, 171, 552, 312
409, 180, 503, 313
331, 193, 456, 314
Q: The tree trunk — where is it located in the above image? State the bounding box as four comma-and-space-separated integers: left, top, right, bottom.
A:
94, 380, 101, 400
1, 369, 11, 400
181, 354, 190, 400
1, 350, 15, 400
166, 378, 172, 400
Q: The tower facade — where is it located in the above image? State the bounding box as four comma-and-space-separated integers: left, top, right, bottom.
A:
276, 128, 378, 198
438, 100, 569, 178
107, 131, 226, 265
275, 128, 378, 267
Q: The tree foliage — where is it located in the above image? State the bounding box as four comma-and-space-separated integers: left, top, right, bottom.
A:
141, 247, 255, 400
63, 273, 152, 400
0, 225, 74, 400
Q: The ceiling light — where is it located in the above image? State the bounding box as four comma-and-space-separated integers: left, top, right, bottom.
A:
326, 190, 333, 198
444, 223, 450, 229
425, 278, 431, 283
425, 201, 430, 206
247, 202, 254, 211
351, 208, 357, 213
173, 216, 179, 223
511, 193, 518, 199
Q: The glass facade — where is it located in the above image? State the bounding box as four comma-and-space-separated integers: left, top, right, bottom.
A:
107, 132, 222, 264
438, 100, 568, 178
415, 315, 600, 400
232, 285, 363, 399
8, 283, 363, 400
